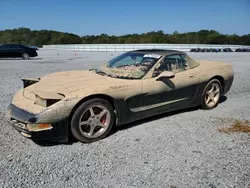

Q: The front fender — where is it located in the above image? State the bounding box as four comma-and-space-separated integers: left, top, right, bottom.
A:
36, 88, 114, 123
36, 97, 82, 123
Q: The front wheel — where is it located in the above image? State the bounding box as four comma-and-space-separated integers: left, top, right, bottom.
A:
71, 98, 115, 143
22, 53, 30, 59
201, 79, 222, 109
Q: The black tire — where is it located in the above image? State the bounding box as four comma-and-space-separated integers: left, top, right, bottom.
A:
71, 98, 115, 143
22, 53, 30, 59
201, 79, 222, 110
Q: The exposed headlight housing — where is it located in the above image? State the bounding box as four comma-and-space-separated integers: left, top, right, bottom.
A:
35, 95, 62, 107
21, 78, 40, 88
33, 90, 65, 107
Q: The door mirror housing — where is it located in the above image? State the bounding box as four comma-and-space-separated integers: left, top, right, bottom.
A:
156, 71, 175, 80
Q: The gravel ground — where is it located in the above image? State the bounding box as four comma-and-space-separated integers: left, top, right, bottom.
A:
0, 49, 250, 188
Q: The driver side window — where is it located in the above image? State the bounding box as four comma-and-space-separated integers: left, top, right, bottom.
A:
152, 54, 189, 77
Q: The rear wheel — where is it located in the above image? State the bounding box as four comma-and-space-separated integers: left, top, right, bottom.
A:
201, 79, 222, 109
22, 53, 30, 59
71, 98, 115, 143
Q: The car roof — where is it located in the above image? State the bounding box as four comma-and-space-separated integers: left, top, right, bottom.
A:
129, 49, 186, 56
1, 43, 23, 46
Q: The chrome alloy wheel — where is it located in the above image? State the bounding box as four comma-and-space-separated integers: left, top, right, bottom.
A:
78, 105, 111, 138
205, 82, 220, 108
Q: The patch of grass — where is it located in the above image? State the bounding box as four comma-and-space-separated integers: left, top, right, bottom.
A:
218, 119, 250, 135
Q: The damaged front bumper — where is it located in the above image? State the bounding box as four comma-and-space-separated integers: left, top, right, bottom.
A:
7, 104, 69, 142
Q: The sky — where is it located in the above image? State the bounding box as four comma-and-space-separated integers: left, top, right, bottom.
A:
1, 0, 250, 36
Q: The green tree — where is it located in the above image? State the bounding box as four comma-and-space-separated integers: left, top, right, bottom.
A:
0, 27, 249, 46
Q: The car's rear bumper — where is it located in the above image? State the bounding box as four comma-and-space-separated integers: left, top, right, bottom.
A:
7, 104, 69, 142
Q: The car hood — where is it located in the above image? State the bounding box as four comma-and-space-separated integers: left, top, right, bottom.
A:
22, 70, 129, 101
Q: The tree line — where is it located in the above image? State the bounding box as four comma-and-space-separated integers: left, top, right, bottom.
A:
0, 28, 249, 47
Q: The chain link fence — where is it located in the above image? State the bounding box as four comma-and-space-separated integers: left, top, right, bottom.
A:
42, 44, 250, 52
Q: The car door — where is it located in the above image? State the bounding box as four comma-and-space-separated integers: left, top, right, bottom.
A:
0, 45, 3, 57
141, 53, 200, 113
11, 44, 22, 57
0, 45, 9, 57
2, 44, 16, 57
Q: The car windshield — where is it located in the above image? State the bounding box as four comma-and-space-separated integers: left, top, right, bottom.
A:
95, 52, 162, 79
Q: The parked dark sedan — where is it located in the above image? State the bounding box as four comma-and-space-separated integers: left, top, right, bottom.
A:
0, 44, 38, 59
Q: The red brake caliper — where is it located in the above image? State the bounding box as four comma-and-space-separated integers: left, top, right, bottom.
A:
100, 114, 107, 125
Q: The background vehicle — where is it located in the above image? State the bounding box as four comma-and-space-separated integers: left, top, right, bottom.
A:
7, 49, 234, 143
235, 48, 250, 52
0, 44, 38, 59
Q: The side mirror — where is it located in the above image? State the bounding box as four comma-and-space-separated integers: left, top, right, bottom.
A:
156, 71, 175, 80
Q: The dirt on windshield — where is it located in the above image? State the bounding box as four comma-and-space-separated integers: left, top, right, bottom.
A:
101, 63, 152, 79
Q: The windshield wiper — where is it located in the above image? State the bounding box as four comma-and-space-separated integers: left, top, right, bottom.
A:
90, 68, 110, 76
96, 70, 108, 76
